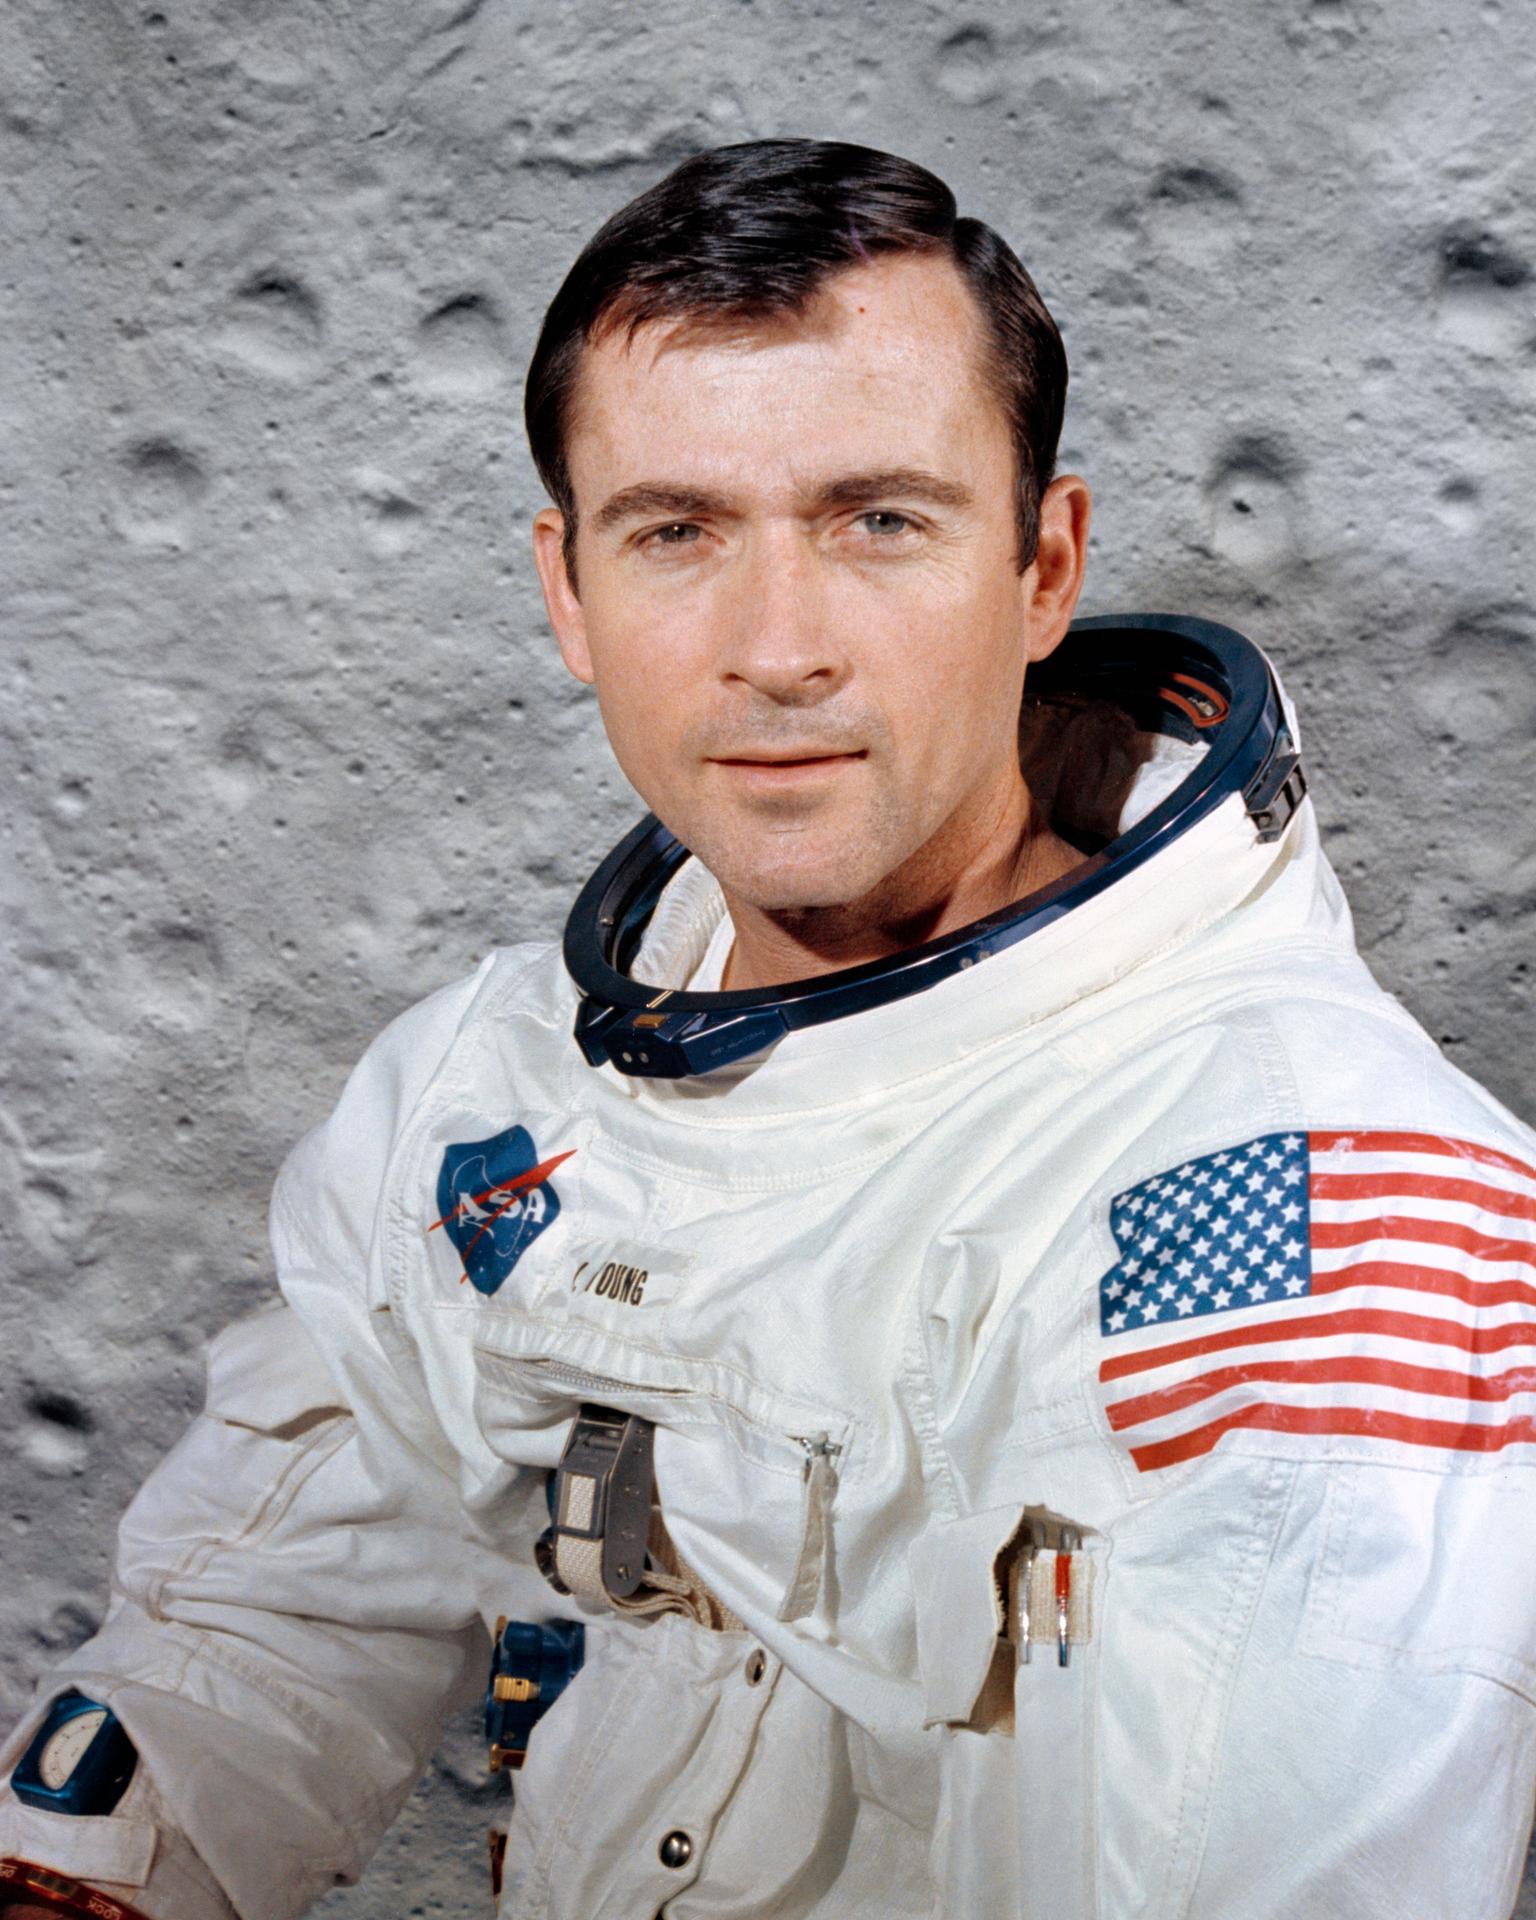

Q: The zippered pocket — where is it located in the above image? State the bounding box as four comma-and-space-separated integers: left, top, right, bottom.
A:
524, 1355, 687, 1398
472, 1343, 850, 1623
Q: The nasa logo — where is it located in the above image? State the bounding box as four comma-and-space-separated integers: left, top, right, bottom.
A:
431, 1126, 576, 1296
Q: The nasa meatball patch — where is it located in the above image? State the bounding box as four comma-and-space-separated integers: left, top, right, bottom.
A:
431, 1126, 574, 1295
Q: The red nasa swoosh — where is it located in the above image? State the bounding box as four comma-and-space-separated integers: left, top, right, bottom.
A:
427, 1148, 577, 1241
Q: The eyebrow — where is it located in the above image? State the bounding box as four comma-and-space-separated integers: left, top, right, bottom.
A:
591, 484, 733, 534
816, 468, 973, 512
591, 467, 973, 534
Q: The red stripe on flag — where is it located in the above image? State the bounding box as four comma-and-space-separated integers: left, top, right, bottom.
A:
1099, 1305, 1536, 1384
1309, 1130, 1536, 1184
1106, 1355, 1536, 1432
1129, 1401, 1536, 1472
1310, 1217, 1536, 1263
1310, 1170, 1536, 1221
1310, 1261, 1536, 1312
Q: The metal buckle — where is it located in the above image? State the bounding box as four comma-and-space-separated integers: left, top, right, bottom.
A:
1242, 725, 1308, 843
551, 1404, 656, 1599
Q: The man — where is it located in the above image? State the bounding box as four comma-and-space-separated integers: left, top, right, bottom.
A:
4, 138, 1536, 1920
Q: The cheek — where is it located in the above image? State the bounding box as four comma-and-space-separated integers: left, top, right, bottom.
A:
877, 612, 1022, 766
586, 641, 693, 791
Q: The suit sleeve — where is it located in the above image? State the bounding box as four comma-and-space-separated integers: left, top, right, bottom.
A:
0, 958, 554, 1920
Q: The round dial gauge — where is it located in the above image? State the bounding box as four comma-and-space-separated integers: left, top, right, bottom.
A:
38, 1709, 109, 1789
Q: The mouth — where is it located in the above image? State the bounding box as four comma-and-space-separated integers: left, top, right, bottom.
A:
709, 750, 867, 771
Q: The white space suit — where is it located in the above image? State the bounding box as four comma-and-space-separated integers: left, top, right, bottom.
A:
6, 696, 1536, 1920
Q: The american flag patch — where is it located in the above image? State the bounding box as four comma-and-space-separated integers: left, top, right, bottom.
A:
1097, 1129, 1536, 1472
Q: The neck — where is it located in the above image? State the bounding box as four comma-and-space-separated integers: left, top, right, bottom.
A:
718, 773, 1083, 991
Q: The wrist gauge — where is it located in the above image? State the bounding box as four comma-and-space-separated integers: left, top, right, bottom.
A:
11, 1692, 137, 1818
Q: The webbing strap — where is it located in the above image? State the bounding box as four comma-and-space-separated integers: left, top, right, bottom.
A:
552, 1528, 606, 1601
612, 1508, 745, 1632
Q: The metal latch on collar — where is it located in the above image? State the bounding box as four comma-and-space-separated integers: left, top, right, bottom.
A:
1243, 724, 1307, 843
548, 1404, 656, 1602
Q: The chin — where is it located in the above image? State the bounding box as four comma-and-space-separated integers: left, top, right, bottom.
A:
676, 809, 899, 915
709, 849, 886, 915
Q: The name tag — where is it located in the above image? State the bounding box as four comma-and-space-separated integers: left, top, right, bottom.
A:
545, 1240, 696, 1321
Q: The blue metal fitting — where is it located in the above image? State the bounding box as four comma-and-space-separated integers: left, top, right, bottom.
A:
485, 1618, 585, 1772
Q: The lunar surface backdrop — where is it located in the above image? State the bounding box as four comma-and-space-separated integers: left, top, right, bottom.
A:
4, 1, 1536, 1912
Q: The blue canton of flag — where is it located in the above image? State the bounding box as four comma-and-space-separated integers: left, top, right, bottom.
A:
1100, 1132, 1312, 1336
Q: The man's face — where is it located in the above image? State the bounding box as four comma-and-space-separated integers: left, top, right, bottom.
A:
534, 252, 1080, 915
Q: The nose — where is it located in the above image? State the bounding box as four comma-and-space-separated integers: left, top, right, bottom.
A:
715, 525, 849, 706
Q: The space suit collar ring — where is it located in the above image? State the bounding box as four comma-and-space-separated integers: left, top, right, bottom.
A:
563, 612, 1305, 1080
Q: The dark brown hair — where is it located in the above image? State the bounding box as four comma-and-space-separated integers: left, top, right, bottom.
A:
524, 139, 1068, 582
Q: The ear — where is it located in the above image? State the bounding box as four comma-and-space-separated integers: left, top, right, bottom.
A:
1021, 474, 1092, 665
532, 508, 593, 685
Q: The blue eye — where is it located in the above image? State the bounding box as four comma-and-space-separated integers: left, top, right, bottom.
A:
859, 511, 911, 536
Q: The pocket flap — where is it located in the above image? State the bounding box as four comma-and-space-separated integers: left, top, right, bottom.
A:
0, 1797, 156, 1889
1300, 1461, 1536, 1702
909, 1504, 1024, 1727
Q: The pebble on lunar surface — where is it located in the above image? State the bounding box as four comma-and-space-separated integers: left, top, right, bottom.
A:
7, 2, 1536, 1915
